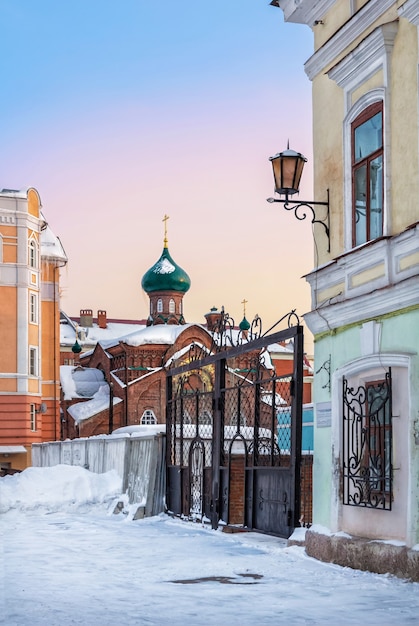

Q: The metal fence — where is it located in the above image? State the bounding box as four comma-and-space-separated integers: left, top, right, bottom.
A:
32, 434, 166, 517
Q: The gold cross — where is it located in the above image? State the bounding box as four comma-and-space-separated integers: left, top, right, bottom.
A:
241, 298, 248, 317
162, 214, 169, 246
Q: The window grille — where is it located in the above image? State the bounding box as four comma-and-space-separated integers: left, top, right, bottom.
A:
141, 409, 157, 425
342, 370, 392, 509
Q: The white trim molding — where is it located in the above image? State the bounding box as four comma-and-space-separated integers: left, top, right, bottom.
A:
328, 22, 397, 109
328, 22, 397, 252
399, 0, 419, 26
329, 352, 413, 533
304, 223, 419, 335
305, 0, 396, 80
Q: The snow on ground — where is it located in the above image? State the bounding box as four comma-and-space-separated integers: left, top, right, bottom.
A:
1, 466, 419, 626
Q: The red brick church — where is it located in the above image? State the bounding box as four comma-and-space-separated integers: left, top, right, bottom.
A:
60, 227, 312, 439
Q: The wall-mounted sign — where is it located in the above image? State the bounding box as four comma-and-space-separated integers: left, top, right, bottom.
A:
316, 402, 332, 428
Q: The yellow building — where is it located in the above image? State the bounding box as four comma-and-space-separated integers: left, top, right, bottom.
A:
0, 188, 67, 472
276, 1, 419, 579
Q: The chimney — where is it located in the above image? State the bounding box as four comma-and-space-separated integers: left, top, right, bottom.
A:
98, 310, 107, 329
80, 309, 93, 327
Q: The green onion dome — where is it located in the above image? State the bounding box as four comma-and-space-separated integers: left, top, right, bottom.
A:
141, 245, 191, 294
239, 316, 251, 331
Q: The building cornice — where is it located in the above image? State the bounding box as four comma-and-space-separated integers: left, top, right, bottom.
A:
277, 0, 334, 26
304, 0, 395, 80
304, 279, 419, 336
327, 21, 398, 89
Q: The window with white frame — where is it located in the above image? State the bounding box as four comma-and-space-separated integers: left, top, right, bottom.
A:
30, 403, 37, 432
29, 292, 38, 324
352, 101, 384, 247
169, 298, 175, 314
29, 347, 38, 376
141, 409, 157, 425
29, 239, 37, 268
157, 299, 163, 313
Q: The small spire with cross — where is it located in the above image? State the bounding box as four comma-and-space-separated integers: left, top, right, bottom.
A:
162, 214, 169, 248
241, 298, 248, 318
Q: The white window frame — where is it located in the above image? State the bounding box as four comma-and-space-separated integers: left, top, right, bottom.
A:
30, 403, 37, 432
29, 292, 38, 324
169, 299, 175, 314
141, 409, 157, 425
29, 346, 38, 377
29, 238, 38, 269
157, 299, 163, 313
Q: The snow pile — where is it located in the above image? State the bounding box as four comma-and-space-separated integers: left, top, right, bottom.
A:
0, 464, 122, 514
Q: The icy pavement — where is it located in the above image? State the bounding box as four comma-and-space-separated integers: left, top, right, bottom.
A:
1, 465, 419, 626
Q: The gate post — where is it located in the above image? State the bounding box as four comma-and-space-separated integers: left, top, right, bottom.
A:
211, 358, 225, 529
290, 325, 304, 529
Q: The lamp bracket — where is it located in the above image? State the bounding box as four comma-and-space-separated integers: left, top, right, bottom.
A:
267, 189, 330, 252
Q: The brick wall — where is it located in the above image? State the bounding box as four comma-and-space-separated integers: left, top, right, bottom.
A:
228, 456, 246, 525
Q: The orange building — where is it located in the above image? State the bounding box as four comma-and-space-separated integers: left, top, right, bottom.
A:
0, 188, 67, 473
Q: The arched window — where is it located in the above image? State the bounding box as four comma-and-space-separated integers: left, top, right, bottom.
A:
169, 298, 175, 314
141, 409, 157, 425
157, 299, 163, 313
29, 239, 37, 268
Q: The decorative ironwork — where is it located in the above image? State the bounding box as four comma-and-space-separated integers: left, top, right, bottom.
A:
342, 371, 392, 510
185, 310, 300, 365
267, 191, 330, 252
166, 320, 305, 535
316, 355, 331, 394
189, 439, 205, 518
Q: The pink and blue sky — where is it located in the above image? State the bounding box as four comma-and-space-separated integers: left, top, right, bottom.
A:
0, 1, 314, 343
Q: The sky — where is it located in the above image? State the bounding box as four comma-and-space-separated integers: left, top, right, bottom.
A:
0, 1, 315, 344
2, 464, 419, 626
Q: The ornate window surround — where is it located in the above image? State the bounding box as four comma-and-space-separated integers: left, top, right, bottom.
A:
328, 21, 397, 251
329, 351, 411, 531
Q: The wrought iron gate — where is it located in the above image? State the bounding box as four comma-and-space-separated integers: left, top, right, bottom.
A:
166, 312, 303, 538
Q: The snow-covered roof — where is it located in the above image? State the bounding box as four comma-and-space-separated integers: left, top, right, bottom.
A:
104, 323, 196, 350
60, 314, 147, 347
267, 342, 294, 354
40, 215, 67, 263
61, 365, 107, 400
67, 385, 122, 424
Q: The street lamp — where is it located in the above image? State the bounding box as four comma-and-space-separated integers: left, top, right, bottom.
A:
267, 145, 330, 252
